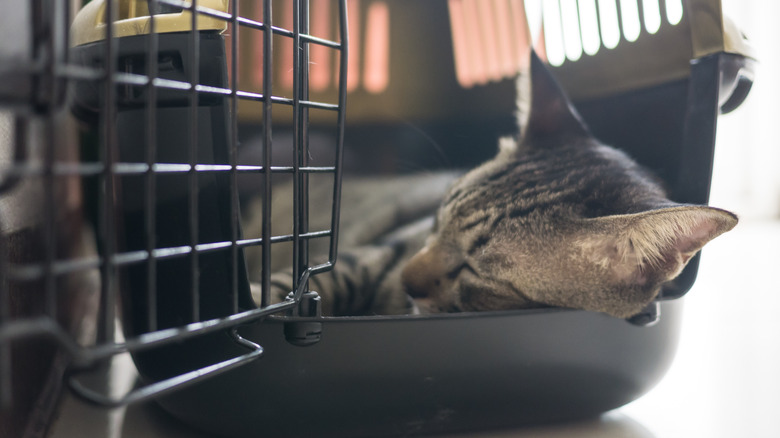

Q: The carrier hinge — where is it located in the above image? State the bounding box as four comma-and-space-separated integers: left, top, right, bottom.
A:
283, 291, 323, 347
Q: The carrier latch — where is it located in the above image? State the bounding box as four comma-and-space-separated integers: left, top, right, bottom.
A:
283, 291, 323, 347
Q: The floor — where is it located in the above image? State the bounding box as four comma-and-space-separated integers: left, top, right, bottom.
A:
48, 219, 780, 438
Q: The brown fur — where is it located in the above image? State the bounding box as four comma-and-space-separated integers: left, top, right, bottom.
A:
246, 53, 737, 318
400, 53, 736, 318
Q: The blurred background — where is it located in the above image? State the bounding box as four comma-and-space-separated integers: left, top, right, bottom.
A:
710, 0, 780, 219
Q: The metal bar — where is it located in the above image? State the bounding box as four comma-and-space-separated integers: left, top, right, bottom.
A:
291, 0, 304, 309
67, 329, 263, 407
291, 267, 310, 301
145, 0, 160, 332
0, 163, 337, 177
5, 227, 335, 282
42, 1, 60, 321
62, 71, 338, 108
1, 301, 289, 371
328, 0, 349, 267
188, 0, 201, 322
85, 300, 288, 363
298, 100, 340, 110
309, 260, 336, 276
0, 330, 8, 408
99, 0, 119, 346
298, 0, 312, 310
57, 70, 344, 109
43, 116, 56, 317
156, 0, 342, 48
229, 0, 240, 313
194, 84, 233, 95
293, 0, 309, 315
0, 193, 10, 406
297, 33, 342, 49
260, 0, 273, 307
236, 229, 333, 247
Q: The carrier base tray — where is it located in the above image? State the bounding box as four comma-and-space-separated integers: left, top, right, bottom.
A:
132, 300, 682, 437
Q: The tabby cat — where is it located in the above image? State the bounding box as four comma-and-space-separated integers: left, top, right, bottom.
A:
243, 53, 737, 319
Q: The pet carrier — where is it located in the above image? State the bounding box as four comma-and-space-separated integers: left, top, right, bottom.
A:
0, 0, 754, 437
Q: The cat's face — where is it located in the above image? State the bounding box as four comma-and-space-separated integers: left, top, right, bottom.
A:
401, 53, 737, 318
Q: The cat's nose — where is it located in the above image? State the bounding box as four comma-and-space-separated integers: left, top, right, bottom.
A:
401, 245, 446, 298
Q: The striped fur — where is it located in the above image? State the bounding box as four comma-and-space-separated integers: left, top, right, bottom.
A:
244, 53, 737, 318
243, 173, 459, 315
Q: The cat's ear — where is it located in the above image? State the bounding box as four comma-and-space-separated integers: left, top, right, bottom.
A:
517, 51, 590, 146
577, 206, 737, 285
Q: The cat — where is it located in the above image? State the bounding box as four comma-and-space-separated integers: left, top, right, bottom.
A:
242, 52, 737, 319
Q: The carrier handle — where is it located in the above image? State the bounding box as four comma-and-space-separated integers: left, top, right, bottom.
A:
66, 328, 263, 408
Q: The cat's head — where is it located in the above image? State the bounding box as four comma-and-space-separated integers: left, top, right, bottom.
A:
401, 52, 737, 318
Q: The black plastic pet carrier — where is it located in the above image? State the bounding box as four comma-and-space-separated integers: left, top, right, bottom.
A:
0, 0, 754, 437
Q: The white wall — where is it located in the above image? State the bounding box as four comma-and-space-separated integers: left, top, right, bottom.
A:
711, 0, 780, 219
